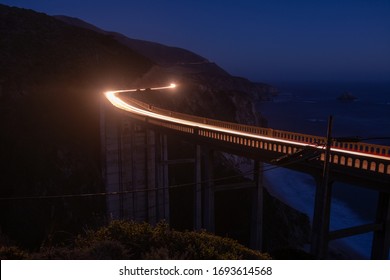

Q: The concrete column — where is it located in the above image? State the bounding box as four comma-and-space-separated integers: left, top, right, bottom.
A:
119, 120, 134, 220
129, 123, 135, 221
101, 100, 122, 220
203, 149, 215, 233
250, 160, 264, 250
194, 144, 202, 230
132, 126, 147, 222
311, 176, 333, 259
146, 129, 157, 225
156, 133, 169, 222
117, 120, 124, 219
371, 192, 390, 259
102, 97, 170, 224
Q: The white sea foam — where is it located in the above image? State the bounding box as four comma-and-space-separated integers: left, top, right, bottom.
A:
263, 167, 373, 259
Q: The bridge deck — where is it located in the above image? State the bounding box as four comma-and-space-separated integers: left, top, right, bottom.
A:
105, 92, 390, 191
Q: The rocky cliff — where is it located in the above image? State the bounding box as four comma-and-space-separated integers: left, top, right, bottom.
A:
55, 15, 278, 123
0, 4, 153, 248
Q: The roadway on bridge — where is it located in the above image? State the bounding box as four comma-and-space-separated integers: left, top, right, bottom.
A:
104, 84, 390, 163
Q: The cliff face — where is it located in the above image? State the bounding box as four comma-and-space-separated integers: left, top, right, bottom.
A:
55, 15, 277, 125
0, 4, 153, 248
0, 4, 308, 256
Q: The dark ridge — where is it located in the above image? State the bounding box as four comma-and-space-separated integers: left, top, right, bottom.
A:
55, 16, 209, 64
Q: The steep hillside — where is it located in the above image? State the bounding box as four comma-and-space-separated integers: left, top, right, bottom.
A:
56, 15, 278, 124
0, 4, 153, 248
54, 16, 227, 69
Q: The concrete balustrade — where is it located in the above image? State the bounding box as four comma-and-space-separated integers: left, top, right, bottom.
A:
196, 125, 390, 175
122, 96, 390, 176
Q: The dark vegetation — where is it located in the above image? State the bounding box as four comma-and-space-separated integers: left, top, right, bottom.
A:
0, 220, 271, 259
0, 4, 311, 259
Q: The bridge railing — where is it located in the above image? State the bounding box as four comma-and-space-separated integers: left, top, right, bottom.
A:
327, 150, 390, 174
332, 141, 390, 157
118, 96, 390, 175
197, 126, 390, 175
122, 96, 390, 158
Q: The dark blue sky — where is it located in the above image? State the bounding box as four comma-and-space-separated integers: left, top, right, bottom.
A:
3, 0, 390, 83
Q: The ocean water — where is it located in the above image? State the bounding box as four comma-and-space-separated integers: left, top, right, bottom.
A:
257, 81, 390, 259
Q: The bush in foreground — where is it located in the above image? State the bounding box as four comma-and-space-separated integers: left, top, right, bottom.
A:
1, 221, 270, 260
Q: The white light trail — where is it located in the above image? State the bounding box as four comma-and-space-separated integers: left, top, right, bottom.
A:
104, 85, 390, 162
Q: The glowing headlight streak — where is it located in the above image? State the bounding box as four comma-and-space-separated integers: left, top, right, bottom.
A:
104, 86, 390, 162
151, 83, 176, 90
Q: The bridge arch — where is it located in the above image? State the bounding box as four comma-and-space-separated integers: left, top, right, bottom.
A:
333, 155, 339, 164
378, 163, 385, 173
354, 159, 361, 168
370, 162, 377, 171
362, 160, 368, 170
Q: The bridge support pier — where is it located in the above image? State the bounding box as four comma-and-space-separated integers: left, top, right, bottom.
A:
194, 145, 202, 230
250, 160, 264, 251
371, 192, 390, 259
193, 145, 215, 232
203, 148, 215, 233
311, 176, 333, 259
156, 133, 170, 223
102, 102, 169, 224
146, 130, 170, 224
146, 129, 157, 225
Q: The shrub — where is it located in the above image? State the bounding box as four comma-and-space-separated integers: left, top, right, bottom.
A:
2, 221, 271, 260
0, 246, 29, 260
74, 220, 271, 260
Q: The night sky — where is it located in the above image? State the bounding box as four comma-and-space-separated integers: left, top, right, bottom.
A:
2, 0, 390, 83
